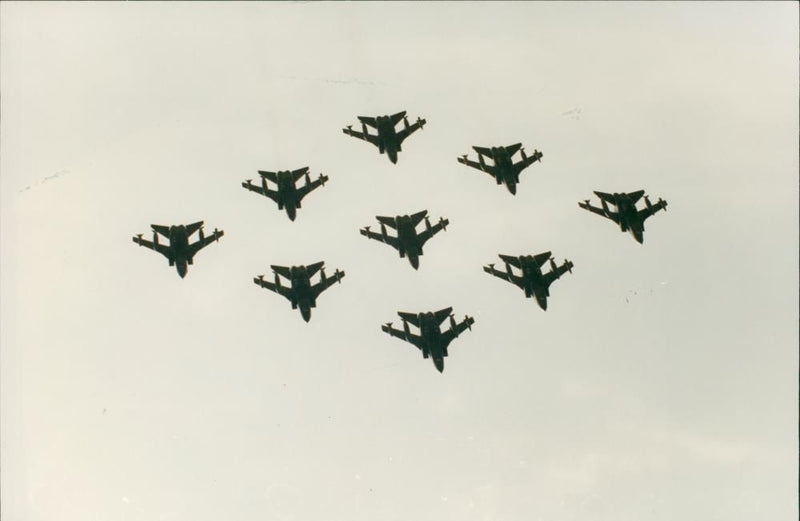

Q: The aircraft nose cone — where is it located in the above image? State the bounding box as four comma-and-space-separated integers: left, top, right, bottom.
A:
634, 231, 644, 244
507, 183, 517, 195
301, 307, 311, 322
410, 256, 420, 270
536, 295, 548, 311
434, 358, 444, 373
287, 208, 297, 221
178, 265, 188, 278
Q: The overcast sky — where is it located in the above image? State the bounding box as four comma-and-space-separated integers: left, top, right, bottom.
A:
1, 3, 798, 521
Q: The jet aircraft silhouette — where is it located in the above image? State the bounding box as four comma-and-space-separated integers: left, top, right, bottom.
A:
457, 143, 543, 195
360, 210, 448, 270
381, 307, 475, 373
132, 221, 223, 278
579, 190, 667, 244
343, 110, 426, 164
484, 252, 573, 310
242, 167, 328, 221
253, 262, 344, 322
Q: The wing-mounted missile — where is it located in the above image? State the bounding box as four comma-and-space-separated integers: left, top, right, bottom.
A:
261, 177, 268, 192
449, 314, 457, 331
478, 153, 487, 170
403, 320, 411, 341
320, 267, 327, 283
153, 231, 159, 245
274, 273, 281, 287
644, 195, 652, 209
403, 116, 410, 130
381, 223, 388, 239
425, 216, 432, 232
600, 199, 610, 216
505, 262, 513, 278
549, 258, 557, 272
520, 147, 528, 162
361, 123, 368, 135
199, 227, 205, 241
304, 172, 311, 186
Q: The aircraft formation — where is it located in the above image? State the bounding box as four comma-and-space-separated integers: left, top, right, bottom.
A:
132, 110, 668, 373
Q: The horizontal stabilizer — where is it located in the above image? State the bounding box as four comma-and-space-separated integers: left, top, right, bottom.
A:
376, 216, 397, 229
397, 311, 420, 327
499, 254, 522, 268
151, 224, 171, 237
533, 251, 552, 266
505, 143, 523, 156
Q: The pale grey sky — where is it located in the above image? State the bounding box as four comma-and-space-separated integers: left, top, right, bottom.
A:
1, 3, 797, 521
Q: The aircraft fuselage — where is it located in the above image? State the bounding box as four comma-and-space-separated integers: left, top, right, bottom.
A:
418, 315, 449, 373
166, 226, 193, 278
519, 260, 550, 310
289, 268, 316, 321
395, 216, 423, 268
375, 116, 401, 164
614, 199, 645, 243
276, 172, 301, 221
487, 147, 519, 194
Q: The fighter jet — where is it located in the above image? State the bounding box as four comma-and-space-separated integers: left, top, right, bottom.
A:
360, 210, 448, 270
457, 143, 543, 195
484, 252, 573, 311
578, 190, 668, 244
342, 110, 426, 164
242, 167, 328, 221
381, 307, 475, 373
253, 262, 344, 322
132, 221, 224, 278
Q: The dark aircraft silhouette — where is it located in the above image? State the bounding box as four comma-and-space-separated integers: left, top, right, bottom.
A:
242, 167, 328, 221
132, 221, 223, 278
342, 110, 426, 164
381, 307, 475, 373
457, 143, 543, 195
253, 262, 344, 322
360, 210, 448, 270
579, 190, 668, 244
484, 252, 573, 310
